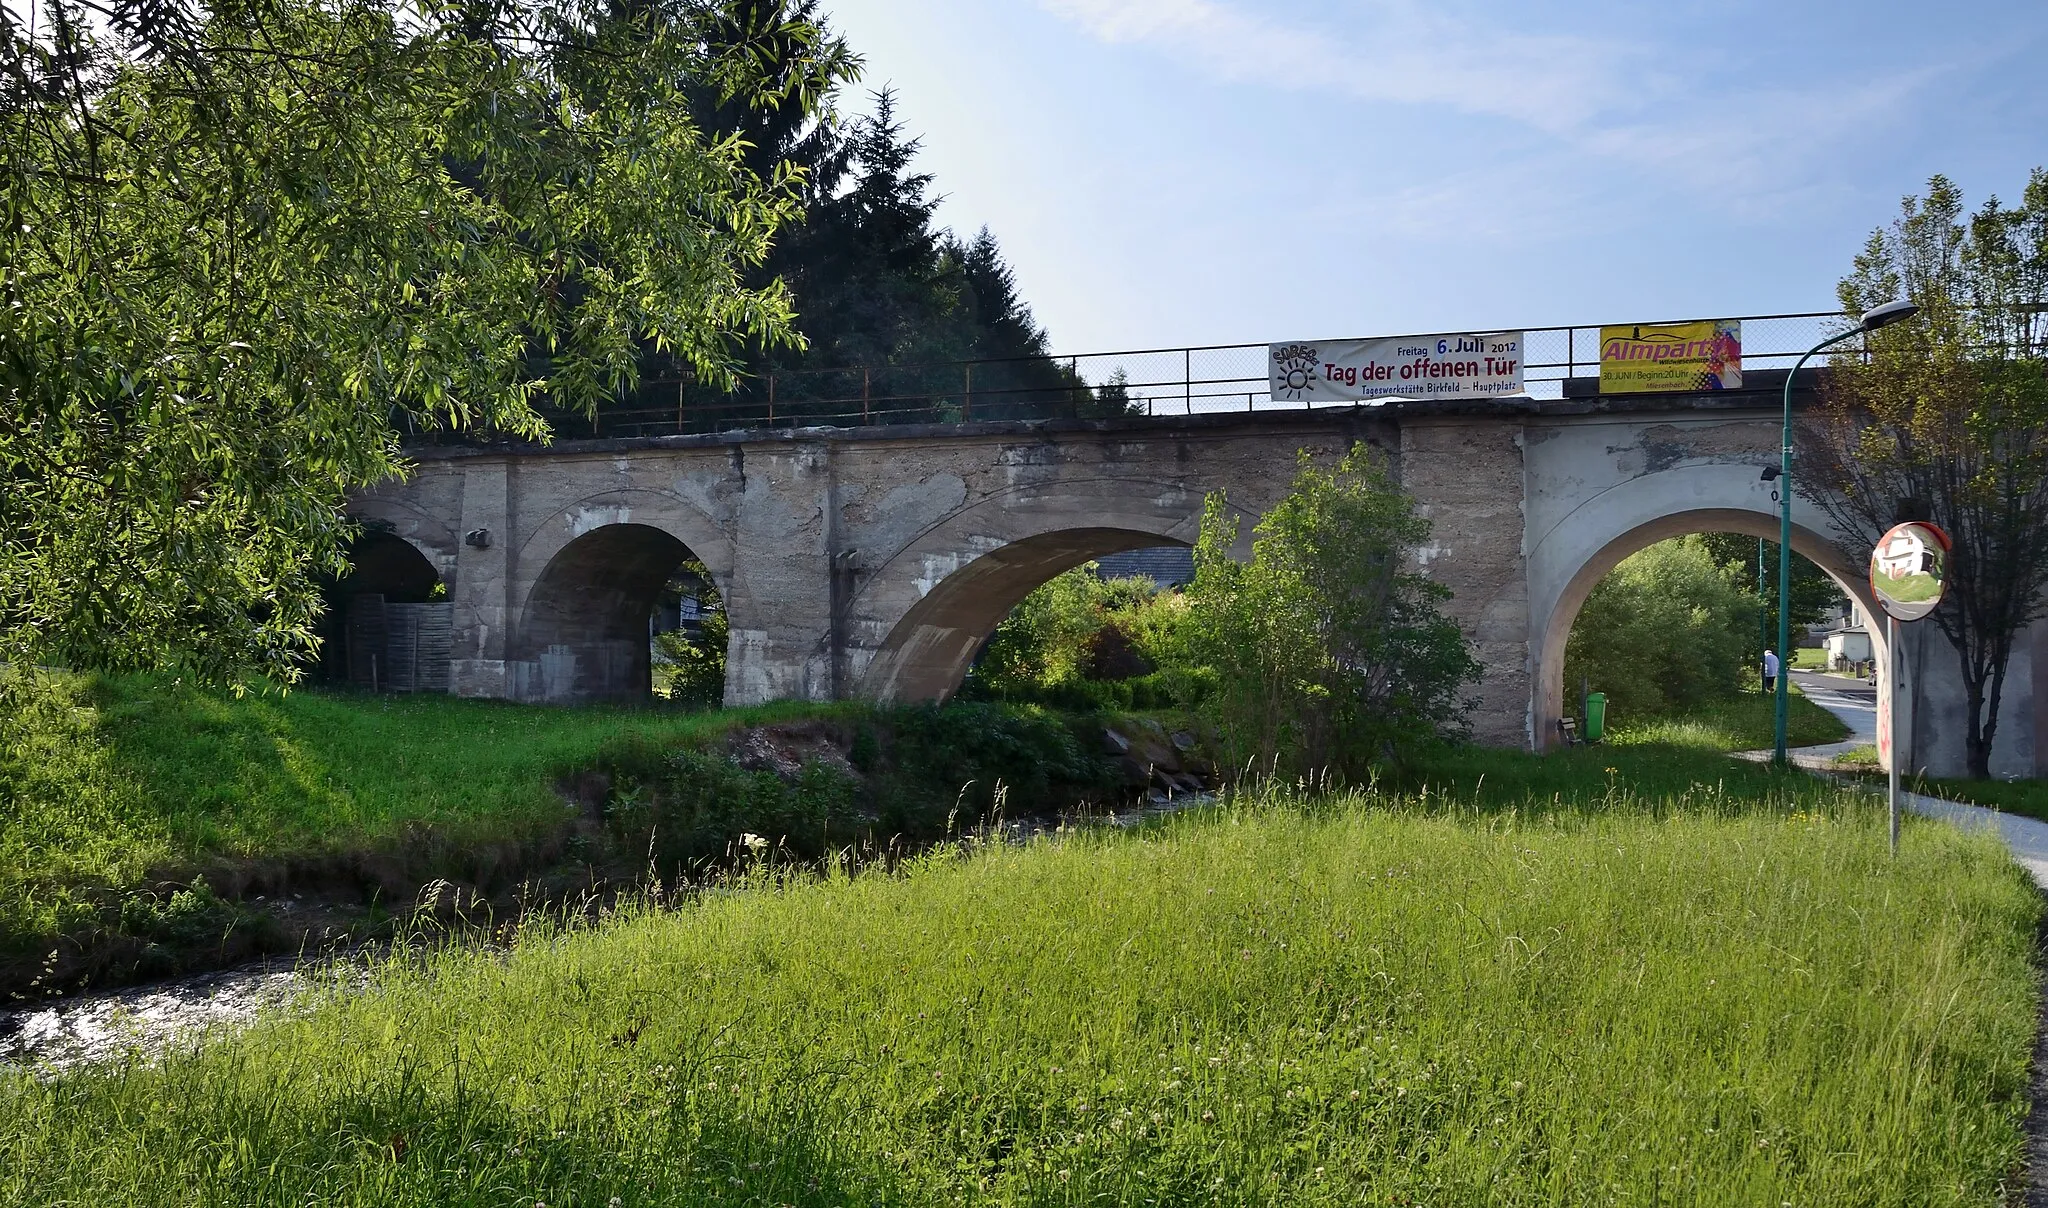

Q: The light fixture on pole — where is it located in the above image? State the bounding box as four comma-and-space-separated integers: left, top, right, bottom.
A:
1772, 299, 1920, 768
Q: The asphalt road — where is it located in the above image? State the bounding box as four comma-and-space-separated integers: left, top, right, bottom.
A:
1791, 671, 1876, 747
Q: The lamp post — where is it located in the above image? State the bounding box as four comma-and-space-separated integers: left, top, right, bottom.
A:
1757, 537, 1768, 691
1773, 299, 1920, 767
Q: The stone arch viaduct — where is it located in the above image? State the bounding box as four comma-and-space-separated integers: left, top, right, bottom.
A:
352, 383, 2044, 776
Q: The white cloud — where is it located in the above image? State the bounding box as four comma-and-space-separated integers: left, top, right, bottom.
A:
1038, 0, 1940, 211
1039, 0, 1628, 134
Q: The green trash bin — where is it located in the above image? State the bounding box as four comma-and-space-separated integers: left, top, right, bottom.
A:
1584, 692, 1607, 743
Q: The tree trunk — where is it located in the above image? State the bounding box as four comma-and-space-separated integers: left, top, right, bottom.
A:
1953, 632, 2012, 782
1963, 675, 1991, 781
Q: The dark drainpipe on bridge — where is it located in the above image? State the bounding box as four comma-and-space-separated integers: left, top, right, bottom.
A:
824, 445, 858, 701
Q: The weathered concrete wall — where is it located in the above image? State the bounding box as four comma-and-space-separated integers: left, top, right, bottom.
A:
353, 394, 2038, 774
363, 412, 1417, 713
1900, 614, 2042, 780
1398, 416, 1529, 746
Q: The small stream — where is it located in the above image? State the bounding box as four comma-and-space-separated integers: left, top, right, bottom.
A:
0, 955, 360, 1074
0, 792, 1218, 1075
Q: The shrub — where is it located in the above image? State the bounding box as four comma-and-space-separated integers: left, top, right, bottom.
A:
595, 703, 1115, 874
968, 566, 1183, 704
865, 701, 1109, 822
653, 606, 728, 708
651, 559, 728, 708
611, 747, 861, 869
1173, 445, 1478, 782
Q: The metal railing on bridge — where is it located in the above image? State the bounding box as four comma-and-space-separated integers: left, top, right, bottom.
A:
434, 311, 1865, 442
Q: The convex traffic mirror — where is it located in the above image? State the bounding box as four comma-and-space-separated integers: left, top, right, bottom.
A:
1869, 521, 1950, 622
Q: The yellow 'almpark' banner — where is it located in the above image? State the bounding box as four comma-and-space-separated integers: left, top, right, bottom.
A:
1599, 320, 1742, 393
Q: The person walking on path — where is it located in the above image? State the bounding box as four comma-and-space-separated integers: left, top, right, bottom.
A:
1762, 648, 1780, 695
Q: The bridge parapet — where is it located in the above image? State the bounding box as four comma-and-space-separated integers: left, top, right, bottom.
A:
390, 312, 1849, 441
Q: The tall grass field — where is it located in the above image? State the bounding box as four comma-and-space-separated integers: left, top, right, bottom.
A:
1599, 684, 1850, 753
4, 789, 2037, 1206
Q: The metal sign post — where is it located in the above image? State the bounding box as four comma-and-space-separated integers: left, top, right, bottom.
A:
1888, 613, 1900, 856
1868, 521, 1951, 859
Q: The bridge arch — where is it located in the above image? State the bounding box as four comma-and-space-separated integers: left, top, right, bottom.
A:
1527, 463, 1886, 750
507, 490, 732, 703
345, 497, 459, 588
850, 479, 1249, 702
315, 529, 448, 685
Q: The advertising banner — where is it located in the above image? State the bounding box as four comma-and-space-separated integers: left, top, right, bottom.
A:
1598, 320, 1741, 393
1269, 332, 1524, 404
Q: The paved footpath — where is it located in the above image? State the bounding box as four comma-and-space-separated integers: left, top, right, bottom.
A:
1759, 671, 2048, 889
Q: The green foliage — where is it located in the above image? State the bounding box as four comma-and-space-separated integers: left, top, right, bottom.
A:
1565, 536, 1761, 721
969, 566, 1181, 706
640, 88, 1135, 427
0, 667, 1121, 992
613, 747, 862, 870
0, 0, 814, 684
1601, 686, 1850, 752
652, 560, 730, 708
3, 790, 2036, 1205
654, 606, 731, 709
0, 669, 837, 985
1177, 445, 1479, 782
973, 567, 1115, 697
864, 702, 1111, 822
1804, 168, 2048, 777
1398, 719, 1845, 808
0, 670, 173, 953
1695, 533, 1845, 639
597, 703, 1112, 872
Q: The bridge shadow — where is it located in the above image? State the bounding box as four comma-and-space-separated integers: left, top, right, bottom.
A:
513, 522, 722, 706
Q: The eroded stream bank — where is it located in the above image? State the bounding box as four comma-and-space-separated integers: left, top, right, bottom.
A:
5, 702, 1217, 1006
1, 787, 1215, 1074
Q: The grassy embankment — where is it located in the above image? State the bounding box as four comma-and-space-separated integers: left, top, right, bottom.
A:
1, 673, 1109, 995
0, 669, 1857, 997
2, 783, 2037, 1205
0, 672, 799, 992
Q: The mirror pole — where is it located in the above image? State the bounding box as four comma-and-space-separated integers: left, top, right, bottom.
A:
1888, 612, 1900, 858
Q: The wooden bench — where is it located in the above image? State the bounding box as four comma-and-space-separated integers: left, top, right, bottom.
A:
1558, 716, 1581, 747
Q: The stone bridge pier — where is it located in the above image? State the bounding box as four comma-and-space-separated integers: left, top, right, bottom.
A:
352, 388, 2045, 778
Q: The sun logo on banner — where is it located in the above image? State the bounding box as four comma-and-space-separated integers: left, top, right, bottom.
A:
1272, 343, 1319, 401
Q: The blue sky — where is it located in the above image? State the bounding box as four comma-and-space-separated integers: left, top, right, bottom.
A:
819, 0, 2048, 356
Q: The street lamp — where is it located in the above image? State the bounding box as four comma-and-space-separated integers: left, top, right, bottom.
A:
1773, 299, 1920, 767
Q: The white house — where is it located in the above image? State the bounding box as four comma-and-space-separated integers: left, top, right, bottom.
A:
1825, 625, 1874, 667
1875, 527, 1935, 581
